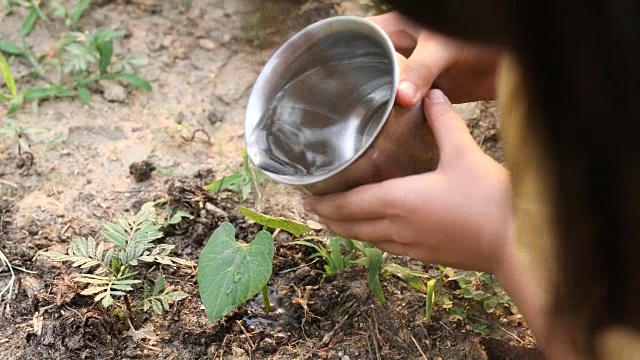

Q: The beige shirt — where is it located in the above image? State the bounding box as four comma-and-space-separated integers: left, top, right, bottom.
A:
498, 55, 640, 359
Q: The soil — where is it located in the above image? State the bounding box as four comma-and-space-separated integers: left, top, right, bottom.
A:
1, 1, 538, 359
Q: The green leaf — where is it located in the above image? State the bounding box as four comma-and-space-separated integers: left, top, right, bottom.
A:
70, 0, 91, 29
0, 40, 25, 56
364, 247, 385, 305
97, 39, 113, 75
483, 298, 499, 313
153, 276, 165, 295
383, 263, 428, 293
18, 86, 73, 105
237, 206, 311, 236
449, 307, 466, 321
115, 73, 151, 91
205, 173, 243, 193
198, 222, 274, 323
471, 323, 490, 336
7, 91, 23, 115
77, 85, 90, 105
0, 52, 17, 97
425, 279, 436, 324
21, 6, 38, 37
80, 286, 108, 295
167, 210, 193, 225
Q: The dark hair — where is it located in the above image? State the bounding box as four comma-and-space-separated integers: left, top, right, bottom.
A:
386, 0, 640, 356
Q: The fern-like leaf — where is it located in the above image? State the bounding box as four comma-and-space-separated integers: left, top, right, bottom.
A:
74, 273, 141, 308
101, 202, 163, 266
41, 236, 108, 271
138, 276, 189, 314
138, 244, 196, 267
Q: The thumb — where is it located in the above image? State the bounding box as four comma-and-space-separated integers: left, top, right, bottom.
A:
423, 89, 477, 160
397, 33, 453, 107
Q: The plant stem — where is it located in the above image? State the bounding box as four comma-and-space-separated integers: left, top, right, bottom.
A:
262, 285, 271, 313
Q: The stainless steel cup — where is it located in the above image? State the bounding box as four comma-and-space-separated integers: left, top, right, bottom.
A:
245, 15, 439, 195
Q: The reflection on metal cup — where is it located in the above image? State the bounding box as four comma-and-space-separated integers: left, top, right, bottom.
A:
245, 16, 439, 195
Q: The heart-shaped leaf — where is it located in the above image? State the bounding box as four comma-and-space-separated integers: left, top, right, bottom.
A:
238, 206, 311, 236
198, 222, 274, 323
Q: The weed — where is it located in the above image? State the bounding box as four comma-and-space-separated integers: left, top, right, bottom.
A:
205, 150, 268, 200
0, 118, 41, 154
291, 236, 356, 277
293, 236, 433, 308
0, 0, 151, 114
41, 202, 194, 313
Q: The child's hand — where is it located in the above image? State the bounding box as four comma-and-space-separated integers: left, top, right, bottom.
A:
368, 11, 502, 105
305, 89, 513, 273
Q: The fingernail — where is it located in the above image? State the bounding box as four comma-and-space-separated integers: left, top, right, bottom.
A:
398, 80, 418, 104
427, 89, 451, 104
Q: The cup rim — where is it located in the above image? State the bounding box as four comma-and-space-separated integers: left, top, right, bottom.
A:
244, 15, 399, 186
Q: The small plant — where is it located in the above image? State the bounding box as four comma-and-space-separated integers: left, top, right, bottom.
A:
198, 208, 310, 323
41, 202, 194, 313
291, 236, 357, 277
0, 0, 151, 114
205, 150, 267, 200
0, 118, 41, 154
294, 236, 432, 308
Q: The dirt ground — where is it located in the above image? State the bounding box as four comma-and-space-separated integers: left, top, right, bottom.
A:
1, 1, 539, 359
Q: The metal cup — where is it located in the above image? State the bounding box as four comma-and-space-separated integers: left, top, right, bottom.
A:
245, 15, 439, 195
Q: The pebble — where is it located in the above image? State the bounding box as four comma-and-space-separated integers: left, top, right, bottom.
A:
198, 38, 217, 50
205, 202, 228, 218
101, 81, 127, 103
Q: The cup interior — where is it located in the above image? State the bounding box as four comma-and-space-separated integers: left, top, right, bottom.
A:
245, 16, 398, 185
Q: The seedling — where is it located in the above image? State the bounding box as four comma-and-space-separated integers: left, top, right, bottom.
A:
0, 118, 41, 154
205, 150, 267, 200
291, 236, 357, 277
0, 1, 151, 114
425, 279, 436, 325
41, 202, 194, 313
198, 208, 310, 323
294, 236, 433, 308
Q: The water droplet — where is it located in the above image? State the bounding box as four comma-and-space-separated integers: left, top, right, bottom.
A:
224, 286, 233, 295
233, 272, 243, 283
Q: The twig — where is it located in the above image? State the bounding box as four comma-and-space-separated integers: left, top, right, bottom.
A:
278, 258, 319, 274
217, 334, 230, 360
0, 250, 16, 302
499, 325, 526, 345
112, 189, 163, 194
0, 180, 18, 188
181, 128, 211, 144
439, 320, 453, 334
305, 300, 358, 359
20, 151, 34, 168
372, 311, 386, 348
411, 335, 429, 360
369, 319, 381, 360
365, 331, 375, 360
236, 320, 255, 348
141, 343, 162, 352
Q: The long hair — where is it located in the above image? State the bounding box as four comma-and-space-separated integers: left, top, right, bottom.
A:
386, 0, 640, 356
